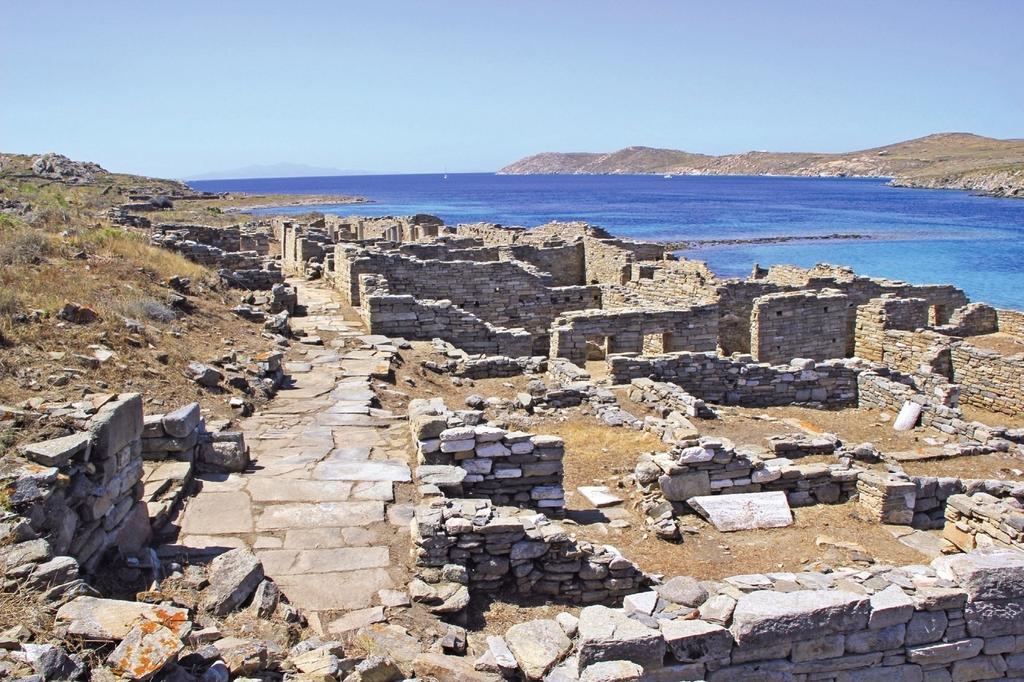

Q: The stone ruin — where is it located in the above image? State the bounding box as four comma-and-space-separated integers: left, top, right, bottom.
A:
3, 205, 1022, 680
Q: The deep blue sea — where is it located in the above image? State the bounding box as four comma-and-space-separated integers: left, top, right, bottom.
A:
188, 174, 1024, 310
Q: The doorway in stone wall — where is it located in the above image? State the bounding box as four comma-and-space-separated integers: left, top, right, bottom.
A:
643, 332, 672, 354
585, 335, 610, 360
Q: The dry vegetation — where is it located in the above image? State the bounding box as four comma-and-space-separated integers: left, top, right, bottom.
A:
0, 159, 283, 452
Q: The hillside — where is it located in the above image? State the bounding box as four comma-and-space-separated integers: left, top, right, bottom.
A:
499, 133, 1024, 197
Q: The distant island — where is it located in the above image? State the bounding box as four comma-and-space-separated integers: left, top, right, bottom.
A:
499, 133, 1024, 198
187, 162, 372, 181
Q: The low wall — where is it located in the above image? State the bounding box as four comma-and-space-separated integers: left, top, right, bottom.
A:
411, 499, 646, 605
634, 437, 861, 539
489, 548, 1024, 682
943, 493, 1024, 551
3, 394, 150, 576
410, 400, 565, 509
627, 377, 715, 419
453, 355, 547, 379
609, 352, 861, 408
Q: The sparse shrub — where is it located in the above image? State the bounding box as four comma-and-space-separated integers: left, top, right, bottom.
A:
0, 289, 20, 317
110, 295, 177, 323
0, 224, 52, 265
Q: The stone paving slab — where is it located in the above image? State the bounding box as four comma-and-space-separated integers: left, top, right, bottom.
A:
284, 527, 380, 549
255, 501, 386, 530
256, 546, 390, 575
246, 479, 354, 503
170, 279, 411, 626
313, 460, 412, 482
180, 492, 253, 534
274, 568, 395, 611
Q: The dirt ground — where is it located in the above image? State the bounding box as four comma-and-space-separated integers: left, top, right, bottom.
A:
898, 452, 1024, 480
964, 332, 1024, 357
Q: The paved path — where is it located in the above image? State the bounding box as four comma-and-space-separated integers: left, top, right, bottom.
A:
173, 280, 413, 633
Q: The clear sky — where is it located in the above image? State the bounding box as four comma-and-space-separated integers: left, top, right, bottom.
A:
3, 1, 1022, 178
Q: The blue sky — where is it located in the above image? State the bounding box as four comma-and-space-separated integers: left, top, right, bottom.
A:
2, 1, 1022, 178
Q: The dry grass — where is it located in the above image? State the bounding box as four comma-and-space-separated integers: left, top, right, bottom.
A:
0, 586, 55, 638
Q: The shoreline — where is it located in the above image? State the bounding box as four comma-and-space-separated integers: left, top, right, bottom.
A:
219, 194, 371, 213
668, 233, 875, 250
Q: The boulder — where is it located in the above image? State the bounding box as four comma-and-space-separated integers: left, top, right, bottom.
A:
24, 643, 86, 681
504, 619, 573, 679
655, 576, 708, 608
577, 605, 666, 670
187, 362, 223, 388
202, 549, 264, 615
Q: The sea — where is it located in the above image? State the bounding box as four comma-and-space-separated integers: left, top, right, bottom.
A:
188, 174, 1024, 310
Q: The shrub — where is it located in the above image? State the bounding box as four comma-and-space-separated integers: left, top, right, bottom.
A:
0, 225, 52, 265
110, 295, 177, 323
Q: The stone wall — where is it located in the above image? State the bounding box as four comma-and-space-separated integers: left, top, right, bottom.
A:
854, 296, 930, 362
951, 343, 1024, 417
549, 305, 719, 366
501, 548, 1024, 682
937, 303, 1000, 337
627, 378, 716, 419
411, 499, 646, 606
583, 237, 666, 285
751, 289, 850, 363
359, 275, 534, 357
997, 308, 1024, 338
324, 214, 445, 242
410, 399, 565, 509
609, 352, 861, 408
943, 493, 1024, 551
634, 436, 861, 539
4, 394, 151, 577
333, 247, 601, 335
453, 355, 547, 379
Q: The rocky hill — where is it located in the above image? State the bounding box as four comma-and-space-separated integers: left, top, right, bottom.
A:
499, 133, 1024, 198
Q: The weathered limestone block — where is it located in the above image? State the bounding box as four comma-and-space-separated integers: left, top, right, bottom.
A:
730, 590, 870, 648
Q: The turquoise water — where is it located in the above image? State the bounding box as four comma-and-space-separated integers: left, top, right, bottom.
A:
189, 174, 1024, 309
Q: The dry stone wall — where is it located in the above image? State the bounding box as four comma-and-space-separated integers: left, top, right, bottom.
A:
4, 394, 151, 576
610, 352, 861, 408
484, 548, 1024, 682
359, 275, 534, 357
411, 498, 646, 605
634, 436, 861, 539
549, 305, 719, 366
751, 289, 850, 363
997, 308, 1024, 338
410, 399, 566, 509
951, 343, 1024, 417
943, 493, 1024, 551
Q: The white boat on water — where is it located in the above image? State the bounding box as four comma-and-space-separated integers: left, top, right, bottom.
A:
663, 174, 673, 179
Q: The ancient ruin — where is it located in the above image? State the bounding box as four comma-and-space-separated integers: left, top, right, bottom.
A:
3, 201, 1024, 681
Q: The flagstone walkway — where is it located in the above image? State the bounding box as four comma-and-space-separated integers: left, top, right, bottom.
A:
173, 280, 413, 633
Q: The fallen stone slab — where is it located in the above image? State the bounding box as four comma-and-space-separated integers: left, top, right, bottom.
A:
106, 621, 183, 680
55, 597, 191, 640
688, 491, 793, 532
504, 619, 573, 680
578, 486, 623, 508
19, 432, 91, 467
202, 548, 265, 616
